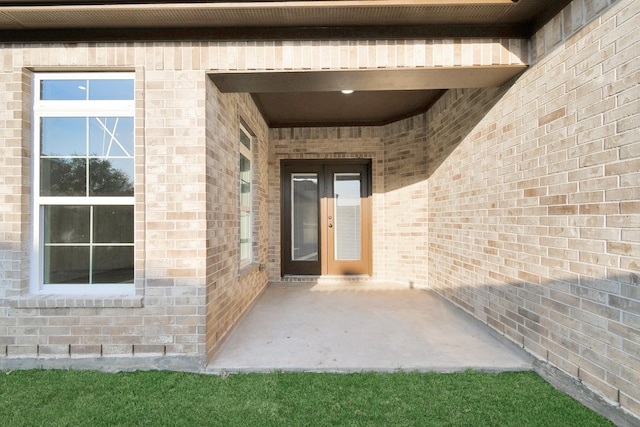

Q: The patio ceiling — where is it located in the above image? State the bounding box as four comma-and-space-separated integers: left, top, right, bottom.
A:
1, 0, 566, 127
210, 67, 526, 127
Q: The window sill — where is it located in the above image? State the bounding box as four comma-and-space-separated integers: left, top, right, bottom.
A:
8, 294, 143, 309
238, 262, 262, 280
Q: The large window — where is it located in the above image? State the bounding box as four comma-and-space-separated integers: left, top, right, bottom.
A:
32, 73, 135, 294
239, 125, 253, 266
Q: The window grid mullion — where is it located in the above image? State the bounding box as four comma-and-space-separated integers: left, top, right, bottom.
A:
85, 117, 90, 198
89, 206, 94, 285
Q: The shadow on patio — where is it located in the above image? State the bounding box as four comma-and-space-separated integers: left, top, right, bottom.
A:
207, 282, 533, 373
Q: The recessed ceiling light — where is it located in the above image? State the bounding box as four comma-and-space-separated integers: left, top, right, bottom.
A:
341, 89, 354, 95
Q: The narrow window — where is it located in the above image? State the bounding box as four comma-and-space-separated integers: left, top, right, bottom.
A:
239, 125, 253, 266
32, 72, 135, 294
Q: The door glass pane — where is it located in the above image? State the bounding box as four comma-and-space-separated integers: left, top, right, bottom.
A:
291, 173, 318, 261
334, 173, 361, 261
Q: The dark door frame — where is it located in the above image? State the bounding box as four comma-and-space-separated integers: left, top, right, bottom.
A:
281, 161, 323, 276
280, 159, 372, 277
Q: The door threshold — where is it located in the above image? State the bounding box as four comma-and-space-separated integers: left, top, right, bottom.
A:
271, 278, 413, 291
278, 275, 373, 284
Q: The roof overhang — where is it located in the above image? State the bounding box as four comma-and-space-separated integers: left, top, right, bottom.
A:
209, 66, 526, 127
211, 66, 526, 93
0, 0, 572, 42
3, 0, 568, 127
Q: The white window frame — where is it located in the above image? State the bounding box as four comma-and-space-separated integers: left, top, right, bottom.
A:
239, 124, 254, 268
30, 72, 135, 295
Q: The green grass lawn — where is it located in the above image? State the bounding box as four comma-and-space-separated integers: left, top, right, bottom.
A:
0, 369, 612, 426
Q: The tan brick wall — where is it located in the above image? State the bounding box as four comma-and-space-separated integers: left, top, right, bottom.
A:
0, 37, 529, 363
1, 67, 211, 359
382, 115, 433, 287
0, 55, 216, 360
204, 80, 270, 360
419, 0, 639, 418
0, 69, 30, 302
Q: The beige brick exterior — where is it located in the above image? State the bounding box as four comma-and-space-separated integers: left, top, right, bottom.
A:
0, 0, 637, 420
204, 82, 270, 359
423, 0, 640, 417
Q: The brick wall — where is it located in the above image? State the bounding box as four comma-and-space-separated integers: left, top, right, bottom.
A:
141, 69, 209, 358
0, 67, 30, 357
0, 37, 528, 363
0, 66, 211, 361
0, 69, 30, 301
417, 0, 639, 417
204, 80, 270, 360
382, 115, 433, 287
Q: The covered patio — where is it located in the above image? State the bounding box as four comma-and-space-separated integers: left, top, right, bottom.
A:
208, 282, 532, 373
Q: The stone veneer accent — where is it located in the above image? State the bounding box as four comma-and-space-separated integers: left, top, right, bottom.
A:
0, 0, 637, 421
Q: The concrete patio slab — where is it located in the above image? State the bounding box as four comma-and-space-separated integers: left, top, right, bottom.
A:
207, 283, 533, 373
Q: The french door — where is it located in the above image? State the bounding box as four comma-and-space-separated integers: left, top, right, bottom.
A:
281, 160, 372, 276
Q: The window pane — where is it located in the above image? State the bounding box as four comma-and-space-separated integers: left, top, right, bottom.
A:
240, 211, 251, 261
240, 129, 251, 150
92, 246, 134, 284
94, 206, 134, 243
40, 158, 86, 196
41, 117, 87, 156
89, 117, 134, 157
44, 206, 90, 243
334, 173, 361, 261
43, 245, 90, 284
292, 174, 318, 261
89, 79, 134, 100
89, 158, 134, 196
240, 154, 251, 207
41, 79, 87, 100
